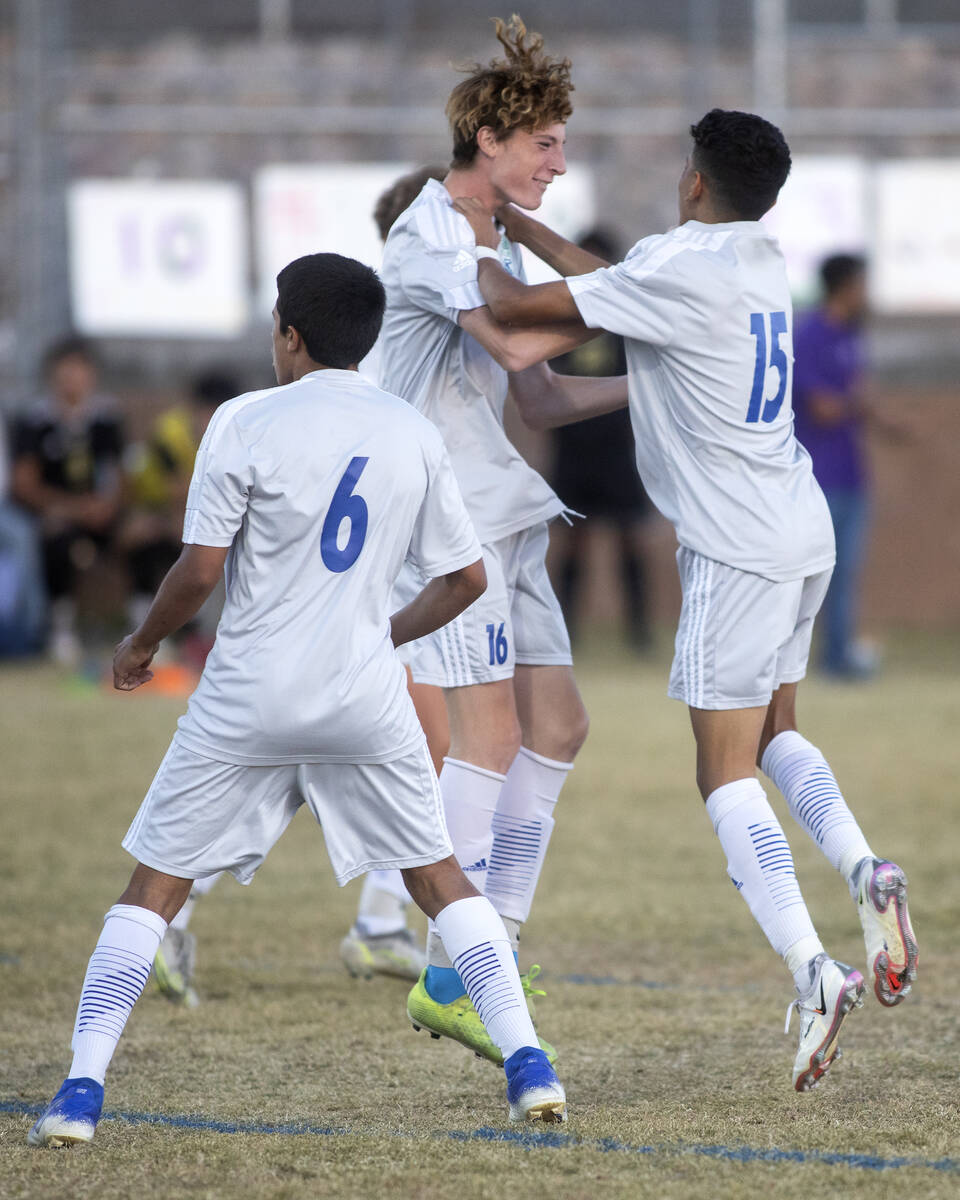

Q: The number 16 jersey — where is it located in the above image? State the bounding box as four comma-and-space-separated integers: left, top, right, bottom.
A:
174, 369, 481, 766
567, 219, 834, 583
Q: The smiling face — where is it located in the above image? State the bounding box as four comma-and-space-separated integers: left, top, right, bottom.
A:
484, 123, 567, 210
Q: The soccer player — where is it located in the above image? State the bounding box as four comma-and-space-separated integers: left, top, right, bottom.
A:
378, 16, 628, 1063
453, 108, 918, 1091
27, 252, 566, 1147
150, 171, 455, 1004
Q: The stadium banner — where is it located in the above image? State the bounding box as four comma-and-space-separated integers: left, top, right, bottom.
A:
68, 180, 248, 337
873, 160, 960, 313
761, 156, 869, 306
253, 162, 596, 312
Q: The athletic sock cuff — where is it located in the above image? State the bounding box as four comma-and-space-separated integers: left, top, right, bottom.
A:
105, 903, 168, 940
515, 746, 574, 773
442, 757, 508, 784
760, 730, 817, 778
705, 777, 768, 833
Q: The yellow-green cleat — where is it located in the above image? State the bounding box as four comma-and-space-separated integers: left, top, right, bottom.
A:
406, 969, 558, 1066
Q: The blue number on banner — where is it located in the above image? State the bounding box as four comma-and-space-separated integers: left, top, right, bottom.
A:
485, 621, 508, 665
746, 311, 789, 423
320, 456, 369, 572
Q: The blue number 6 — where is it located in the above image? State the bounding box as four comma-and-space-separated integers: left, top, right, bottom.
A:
320, 456, 369, 572
746, 311, 789, 424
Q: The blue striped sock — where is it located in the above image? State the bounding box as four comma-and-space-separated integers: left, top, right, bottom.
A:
69, 904, 167, 1085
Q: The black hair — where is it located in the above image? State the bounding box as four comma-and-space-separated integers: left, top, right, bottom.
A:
42, 334, 100, 376
191, 370, 239, 410
820, 253, 866, 297
276, 253, 385, 369
689, 109, 791, 221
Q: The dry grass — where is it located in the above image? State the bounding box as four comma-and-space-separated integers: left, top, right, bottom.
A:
2, 635, 959, 1199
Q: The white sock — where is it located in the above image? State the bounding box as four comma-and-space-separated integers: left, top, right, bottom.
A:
427, 757, 504, 969
169, 871, 223, 933
356, 870, 409, 937
706, 778, 823, 966
69, 904, 168, 1085
761, 731, 874, 895
485, 747, 571, 940
434, 895, 538, 1061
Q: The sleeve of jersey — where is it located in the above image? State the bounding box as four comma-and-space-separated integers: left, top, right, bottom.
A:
407, 438, 483, 579
396, 208, 485, 321
181, 413, 253, 548
566, 257, 676, 346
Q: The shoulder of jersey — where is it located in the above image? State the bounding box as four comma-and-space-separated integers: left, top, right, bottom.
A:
402, 187, 475, 253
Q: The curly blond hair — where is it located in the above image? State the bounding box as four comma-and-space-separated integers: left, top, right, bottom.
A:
446, 15, 573, 167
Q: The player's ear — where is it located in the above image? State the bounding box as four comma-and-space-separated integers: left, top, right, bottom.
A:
285, 323, 303, 353
475, 126, 499, 160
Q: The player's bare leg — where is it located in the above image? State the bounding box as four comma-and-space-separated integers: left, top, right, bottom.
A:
759, 683, 917, 1006
402, 856, 565, 1123
411, 677, 567, 1063
340, 669, 450, 981
689, 705, 864, 1091
486, 664, 587, 960
28, 865, 191, 1146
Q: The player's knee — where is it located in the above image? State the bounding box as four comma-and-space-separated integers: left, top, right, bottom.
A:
552, 700, 588, 758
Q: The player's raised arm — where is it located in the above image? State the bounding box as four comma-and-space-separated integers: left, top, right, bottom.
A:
457, 306, 595, 372
453, 197, 584, 327
496, 203, 610, 277
508, 362, 628, 432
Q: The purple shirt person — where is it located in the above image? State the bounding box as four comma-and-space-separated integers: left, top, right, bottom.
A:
792, 254, 872, 677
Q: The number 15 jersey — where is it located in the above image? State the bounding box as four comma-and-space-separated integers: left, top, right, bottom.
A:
567, 219, 835, 583
175, 369, 481, 766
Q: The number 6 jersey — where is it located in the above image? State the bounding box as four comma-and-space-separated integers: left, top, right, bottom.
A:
567, 220, 835, 583
175, 368, 481, 766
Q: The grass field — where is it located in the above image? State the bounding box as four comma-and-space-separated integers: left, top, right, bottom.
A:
2, 634, 959, 1199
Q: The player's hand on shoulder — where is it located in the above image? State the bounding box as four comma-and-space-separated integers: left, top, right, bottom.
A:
452, 197, 499, 249
113, 634, 158, 692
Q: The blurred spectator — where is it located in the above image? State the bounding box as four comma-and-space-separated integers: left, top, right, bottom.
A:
10, 337, 124, 665
793, 254, 904, 679
121, 371, 237, 630
0, 418, 46, 655
549, 229, 652, 651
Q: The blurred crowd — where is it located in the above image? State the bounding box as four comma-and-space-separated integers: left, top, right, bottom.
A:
0, 249, 891, 674
0, 336, 237, 665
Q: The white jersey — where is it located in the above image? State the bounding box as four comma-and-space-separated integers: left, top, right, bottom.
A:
568, 220, 835, 583
175, 369, 481, 766
379, 178, 566, 543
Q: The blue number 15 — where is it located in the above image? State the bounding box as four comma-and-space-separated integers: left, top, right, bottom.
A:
746, 311, 788, 424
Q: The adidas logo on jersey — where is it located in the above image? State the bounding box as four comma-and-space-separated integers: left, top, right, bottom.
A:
452, 249, 476, 273
463, 858, 488, 873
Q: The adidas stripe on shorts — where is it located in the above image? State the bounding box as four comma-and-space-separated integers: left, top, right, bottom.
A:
668, 546, 832, 710
404, 521, 572, 688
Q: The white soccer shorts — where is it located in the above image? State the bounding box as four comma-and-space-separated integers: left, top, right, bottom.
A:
122, 739, 452, 887
668, 546, 833, 710
405, 521, 572, 689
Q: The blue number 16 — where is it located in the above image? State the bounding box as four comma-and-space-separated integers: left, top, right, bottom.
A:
746, 311, 788, 424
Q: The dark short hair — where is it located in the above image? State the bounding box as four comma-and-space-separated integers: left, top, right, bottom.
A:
374, 165, 446, 242
43, 335, 100, 376
820, 253, 866, 296
191, 370, 239, 410
689, 109, 791, 221
276, 253, 385, 369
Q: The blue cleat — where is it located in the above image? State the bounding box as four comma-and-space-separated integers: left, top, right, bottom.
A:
504, 1046, 566, 1123
27, 1077, 104, 1147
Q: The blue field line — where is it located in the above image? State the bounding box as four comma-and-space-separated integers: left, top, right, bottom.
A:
3, 1100, 957, 1172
